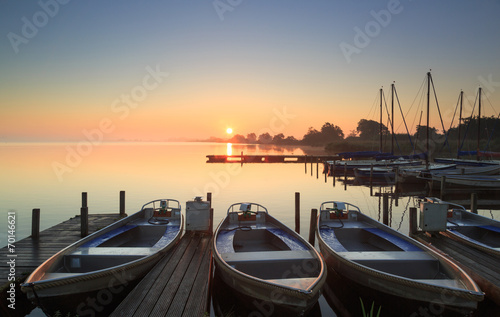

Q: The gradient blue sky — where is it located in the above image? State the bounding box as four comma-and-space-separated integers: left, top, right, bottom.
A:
1, 0, 500, 141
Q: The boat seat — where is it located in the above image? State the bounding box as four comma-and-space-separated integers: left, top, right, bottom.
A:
70, 247, 154, 256
337, 251, 435, 262
221, 250, 320, 280
63, 247, 152, 273
40, 272, 83, 281
265, 277, 318, 289
339, 251, 442, 279
414, 279, 464, 289
221, 250, 314, 263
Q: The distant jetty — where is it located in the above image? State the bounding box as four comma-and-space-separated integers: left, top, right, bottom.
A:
206, 154, 340, 163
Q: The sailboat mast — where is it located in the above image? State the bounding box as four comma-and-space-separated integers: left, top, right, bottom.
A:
477, 87, 482, 160
380, 88, 383, 153
426, 72, 431, 167
457, 90, 463, 159
391, 83, 395, 155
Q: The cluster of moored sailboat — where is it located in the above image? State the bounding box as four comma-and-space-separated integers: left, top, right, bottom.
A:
21, 195, 500, 316
326, 156, 500, 189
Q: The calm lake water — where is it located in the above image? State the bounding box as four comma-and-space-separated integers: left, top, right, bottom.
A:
1, 142, 497, 316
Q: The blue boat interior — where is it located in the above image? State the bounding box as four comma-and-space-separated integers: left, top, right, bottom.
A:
320, 225, 453, 280
217, 227, 320, 280
60, 224, 180, 273
450, 225, 500, 248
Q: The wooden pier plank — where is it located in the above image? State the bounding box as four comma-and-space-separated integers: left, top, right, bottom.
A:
167, 233, 211, 316
110, 231, 212, 317
113, 234, 194, 316
182, 239, 212, 317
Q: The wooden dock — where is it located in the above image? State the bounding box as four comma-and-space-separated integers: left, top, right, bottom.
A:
408, 206, 500, 314
0, 213, 122, 283
110, 231, 212, 316
206, 154, 340, 163
411, 231, 500, 314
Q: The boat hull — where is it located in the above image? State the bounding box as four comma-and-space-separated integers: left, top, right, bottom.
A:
319, 238, 479, 316
21, 199, 183, 316
316, 202, 483, 316
213, 205, 326, 315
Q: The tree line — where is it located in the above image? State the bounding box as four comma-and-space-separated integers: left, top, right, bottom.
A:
211, 116, 500, 156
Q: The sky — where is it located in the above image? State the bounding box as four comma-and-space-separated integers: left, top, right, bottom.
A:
1, 0, 500, 142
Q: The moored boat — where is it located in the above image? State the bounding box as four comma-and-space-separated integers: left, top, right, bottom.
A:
326, 159, 421, 176
422, 174, 500, 189
316, 201, 484, 316
21, 199, 184, 316
425, 197, 500, 257
353, 166, 395, 183
212, 202, 326, 315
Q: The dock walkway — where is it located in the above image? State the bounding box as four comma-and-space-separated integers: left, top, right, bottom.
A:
207, 154, 340, 163
0, 213, 122, 283
110, 231, 212, 316
412, 231, 500, 312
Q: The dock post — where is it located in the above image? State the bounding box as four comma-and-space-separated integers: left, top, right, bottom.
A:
382, 193, 389, 226
440, 176, 446, 200
471, 193, 478, 214
324, 164, 327, 183
81, 192, 88, 237
409, 207, 418, 235
295, 192, 300, 234
119, 190, 126, 217
304, 155, 307, 174
31, 208, 40, 240
309, 209, 317, 245
316, 160, 319, 179
209, 208, 214, 233
332, 161, 336, 187
207, 192, 212, 207
369, 164, 373, 196
310, 157, 313, 176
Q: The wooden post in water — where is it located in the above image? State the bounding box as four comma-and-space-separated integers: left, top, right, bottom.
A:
209, 208, 214, 233
409, 207, 418, 235
316, 160, 319, 179
332, 161, 336, 187
119, 190, 126, 217
81, 192, 88, 237
369, 164, 374, 196
309, 209, 317, 245
310, 157, 313, 176
304, 156, 307, 174
471, 193, 478, 214
382, 193, 389, 226
207, 192, 212, 207
32, 208, 40, 240
295, 192, 300, 234
440, 176, 446, 200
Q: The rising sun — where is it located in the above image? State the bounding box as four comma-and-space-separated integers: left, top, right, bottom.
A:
226, 128, 233, 134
